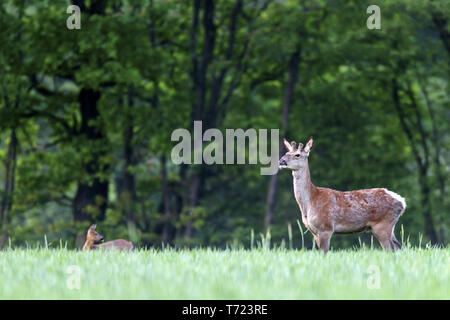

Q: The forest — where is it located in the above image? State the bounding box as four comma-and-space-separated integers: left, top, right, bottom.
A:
0, 0, 448, 249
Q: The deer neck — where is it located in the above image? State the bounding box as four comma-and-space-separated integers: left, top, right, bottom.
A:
82, 239, 95, 251
292, 162, 315, 217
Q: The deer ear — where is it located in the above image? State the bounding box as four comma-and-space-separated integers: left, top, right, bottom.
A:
303, 137, 314, 153
283, 138, 292, 151
90, 224, 96, 230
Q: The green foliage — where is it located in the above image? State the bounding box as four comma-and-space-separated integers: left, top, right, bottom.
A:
0, 0, 448, 248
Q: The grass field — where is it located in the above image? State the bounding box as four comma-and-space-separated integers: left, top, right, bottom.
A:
0, 247, 448, 299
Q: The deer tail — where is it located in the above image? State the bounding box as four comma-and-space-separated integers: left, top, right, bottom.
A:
384, 189, 406, 215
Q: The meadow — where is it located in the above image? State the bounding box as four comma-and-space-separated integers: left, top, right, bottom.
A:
0, 247, 448, 299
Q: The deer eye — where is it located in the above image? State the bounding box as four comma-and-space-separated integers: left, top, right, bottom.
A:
294, 153, 300, 158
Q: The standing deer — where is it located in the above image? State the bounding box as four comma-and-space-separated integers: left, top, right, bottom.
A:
278, 137, 406, 254
82, 224, 133, 251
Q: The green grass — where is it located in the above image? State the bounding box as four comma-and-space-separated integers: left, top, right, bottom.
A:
0, 247, 448, 299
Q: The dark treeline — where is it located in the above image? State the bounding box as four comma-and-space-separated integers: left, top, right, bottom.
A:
0, 0, 448, 249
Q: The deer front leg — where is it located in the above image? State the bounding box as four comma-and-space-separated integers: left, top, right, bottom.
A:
317, 231, 333, 255
313, 234, 319, 250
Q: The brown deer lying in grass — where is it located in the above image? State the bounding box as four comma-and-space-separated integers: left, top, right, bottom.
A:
278, 137, 406, 254
82, 224, 133, 251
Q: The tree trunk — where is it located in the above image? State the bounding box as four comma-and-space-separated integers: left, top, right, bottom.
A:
264, 48, 301, 230
419, 81, 446, 243
71, 0, 108, 247
161, 155, 173, 244
183, 0, 247, 239
184, 172, 202, 239
418, 169, 438, 244
0, 130, 18, 248
430, 2, 450, 55
122, 88, 137, 232
183, 0, 214, 240
391, 78, 439, 244
73, 89, 109, 238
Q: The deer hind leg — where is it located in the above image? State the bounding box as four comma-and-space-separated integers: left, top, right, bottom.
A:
392, 235, 402, 250
317, 231, 333, 255
371, 222, 395, 251
391, 228, 402, 250
313, 234, 320, 250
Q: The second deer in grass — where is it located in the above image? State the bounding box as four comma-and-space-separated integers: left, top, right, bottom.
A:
82, 224, 133, 251
279, 137, 406, 254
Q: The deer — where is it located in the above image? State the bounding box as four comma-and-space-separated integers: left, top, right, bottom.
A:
278, 137, 406, 254
82, 224, 133, 251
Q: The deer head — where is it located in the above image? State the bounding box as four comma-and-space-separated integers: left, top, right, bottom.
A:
86, 224, 104, 243
278, 137, 313, 171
